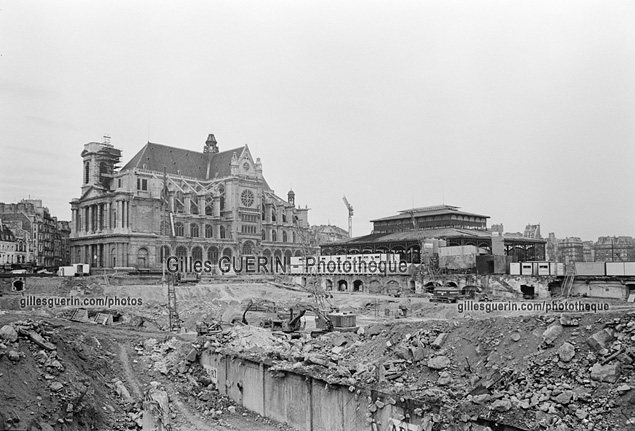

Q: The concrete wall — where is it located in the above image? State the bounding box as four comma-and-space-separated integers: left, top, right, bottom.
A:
570, 280, 628, 300
200, 351, 431, 431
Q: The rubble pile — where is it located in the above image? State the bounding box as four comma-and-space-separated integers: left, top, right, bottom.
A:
0, 320, 142, 431
201, 312, 635, 430
133, 335, 243, 422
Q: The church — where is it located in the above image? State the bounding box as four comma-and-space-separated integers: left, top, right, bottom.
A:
70, 134, 311, 271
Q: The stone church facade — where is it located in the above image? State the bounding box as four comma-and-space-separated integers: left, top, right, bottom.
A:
70, 134, 312, 271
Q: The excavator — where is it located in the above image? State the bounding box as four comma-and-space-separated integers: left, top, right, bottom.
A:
281, 302, 335, 335
239, 299, 336, 337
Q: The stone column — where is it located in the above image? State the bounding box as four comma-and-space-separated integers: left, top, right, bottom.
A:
213, 197, 220, 217
113, 202, 118, 229
106, 202, 111, 230
264, 203, 272, 223
121, 202, 126, 229
88, 206, 93, 232
199, 196, 206, 215
118, 201, 123, 228
184, 194, 191, 214
117, 201, 123, 228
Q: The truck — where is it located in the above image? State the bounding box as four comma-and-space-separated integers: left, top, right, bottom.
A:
430, 286, 464, 303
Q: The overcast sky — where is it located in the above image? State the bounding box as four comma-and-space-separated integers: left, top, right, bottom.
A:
1, 1, 634, 241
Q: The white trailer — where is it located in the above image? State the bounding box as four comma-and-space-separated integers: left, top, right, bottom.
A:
58, 264, 90, 277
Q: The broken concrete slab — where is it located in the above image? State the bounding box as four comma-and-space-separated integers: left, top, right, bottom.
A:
543, 324, 563, 345
394, 345, 412, 361
427, 356, 450, 370
552, 390, 573, 405
591, 362, 621, 383
20, 330, 56, 350
304, 354, 331, 367
617, 384, 632, 393
332, 346, 344, 355
587, 329, 615, 353
413, 347, 427, 362
490, 398, 512, 412
330, 335, 348, 347
185, 348, 198, 362
365, 324, 384, 337
437, 371, 452, 386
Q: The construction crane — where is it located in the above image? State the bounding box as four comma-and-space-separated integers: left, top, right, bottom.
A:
342, 196, 354, 238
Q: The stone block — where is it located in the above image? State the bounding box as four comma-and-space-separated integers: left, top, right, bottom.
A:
427, 356, 450, 370
0, 325, 18, 343
590, 362, 621, 383
558, 342, 576, 363
543, 324, 563, 345
587, 329, 615, 352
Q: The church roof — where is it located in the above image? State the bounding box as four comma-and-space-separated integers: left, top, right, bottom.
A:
121, 142, 244, 179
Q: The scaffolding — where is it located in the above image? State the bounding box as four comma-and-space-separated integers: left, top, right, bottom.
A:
96, 141, 122, 188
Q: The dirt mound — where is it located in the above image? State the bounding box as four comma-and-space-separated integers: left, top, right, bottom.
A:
0, 319, 141, 430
